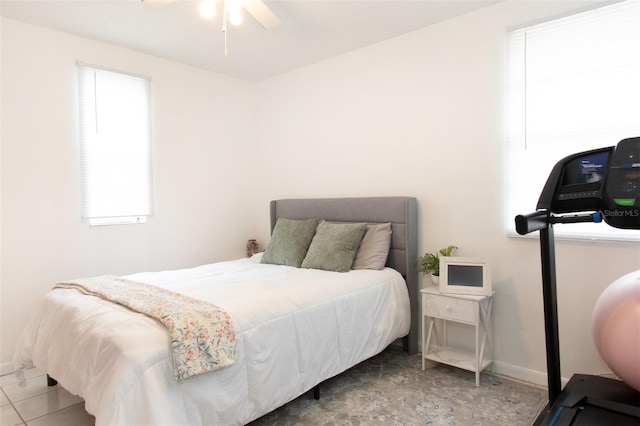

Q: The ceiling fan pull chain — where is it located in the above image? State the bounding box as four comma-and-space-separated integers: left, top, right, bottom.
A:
223, 0, 228, 56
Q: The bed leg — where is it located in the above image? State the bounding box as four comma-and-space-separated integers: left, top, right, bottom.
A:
313, 385, 320, 400
47, 375, 57, 387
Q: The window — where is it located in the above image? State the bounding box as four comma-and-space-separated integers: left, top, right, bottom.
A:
78, 63, 153, 226
505, 1, 640, 241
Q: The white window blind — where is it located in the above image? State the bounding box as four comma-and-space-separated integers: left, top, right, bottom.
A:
78, 63, 153, 225
506, 0, 640, 241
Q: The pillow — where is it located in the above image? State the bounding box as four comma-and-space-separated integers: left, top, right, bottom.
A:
352, 222, 392, 270
261, 218, 319, 268
301, 220, 367, 272
249, 252, 264, 263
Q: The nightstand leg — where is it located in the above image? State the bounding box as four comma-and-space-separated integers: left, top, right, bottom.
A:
422, 314, 426, 370
477, 297, 493, 387
479, 318, 489, 373
475, 316, 480, 387
423, 318, 435, 371
479, 298, 493, 369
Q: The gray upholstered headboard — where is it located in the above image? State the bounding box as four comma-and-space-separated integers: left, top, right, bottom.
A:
270, 196, 419, 355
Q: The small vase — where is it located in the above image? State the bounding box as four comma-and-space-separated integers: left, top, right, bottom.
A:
246, 239, 259, 257
431, 274, 439, 285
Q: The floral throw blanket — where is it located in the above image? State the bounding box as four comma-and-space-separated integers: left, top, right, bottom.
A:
54, 275, 236, 382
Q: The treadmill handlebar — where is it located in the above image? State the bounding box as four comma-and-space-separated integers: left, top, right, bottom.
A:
515, 210, 603, 235
515, 210, 549, 235
550, 211, 602, 225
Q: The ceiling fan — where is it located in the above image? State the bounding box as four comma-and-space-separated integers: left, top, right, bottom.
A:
142, 0, 280, 54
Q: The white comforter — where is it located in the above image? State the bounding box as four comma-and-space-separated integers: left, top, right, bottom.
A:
14, 255, 410, 425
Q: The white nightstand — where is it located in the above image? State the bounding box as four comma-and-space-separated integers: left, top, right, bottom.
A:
421, 286, 494, 387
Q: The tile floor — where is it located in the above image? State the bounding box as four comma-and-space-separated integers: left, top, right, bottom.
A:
0, 369, 94, 426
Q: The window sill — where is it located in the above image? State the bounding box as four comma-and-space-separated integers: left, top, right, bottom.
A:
506, 229, 640, 245
88, 216, 147, 227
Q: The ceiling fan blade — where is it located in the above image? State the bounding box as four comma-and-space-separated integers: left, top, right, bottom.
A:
243, 0, 281, 29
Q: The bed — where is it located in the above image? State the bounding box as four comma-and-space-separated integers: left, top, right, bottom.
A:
13, 196, 419, 425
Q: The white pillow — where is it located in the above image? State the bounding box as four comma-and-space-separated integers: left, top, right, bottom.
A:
351, 223, 392, 270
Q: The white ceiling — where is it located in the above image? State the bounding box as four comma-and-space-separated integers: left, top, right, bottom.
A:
0, 0, 500, 81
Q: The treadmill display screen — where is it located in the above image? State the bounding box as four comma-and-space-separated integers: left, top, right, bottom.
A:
562, 152, 610, 185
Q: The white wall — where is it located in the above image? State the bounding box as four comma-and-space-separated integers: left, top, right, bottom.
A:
253, 1, 640, 386
0, 18, 257, 366
0, 16, 3, 373
2, 1, 639, 387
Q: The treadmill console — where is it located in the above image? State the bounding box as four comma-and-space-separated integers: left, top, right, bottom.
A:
536, 137, 640, 229
603, 138, 640, 229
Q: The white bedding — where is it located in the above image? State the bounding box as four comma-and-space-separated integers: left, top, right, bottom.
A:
14, 254, 410, 425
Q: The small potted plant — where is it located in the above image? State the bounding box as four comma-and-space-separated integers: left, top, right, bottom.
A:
416, 245, 457, 284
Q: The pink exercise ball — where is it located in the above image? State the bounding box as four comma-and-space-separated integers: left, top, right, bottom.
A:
592, 270, 640, 391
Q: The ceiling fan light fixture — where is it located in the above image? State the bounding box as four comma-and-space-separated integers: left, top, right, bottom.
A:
199, 0, 217, 20
143, 0, 279, 56
224, 0, 244, 25
228, 9, 243, 26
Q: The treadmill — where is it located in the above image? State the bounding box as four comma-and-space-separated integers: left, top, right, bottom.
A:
515, 136, 640, 425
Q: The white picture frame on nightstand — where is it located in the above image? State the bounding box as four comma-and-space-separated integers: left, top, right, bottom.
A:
439, 256, 491, 296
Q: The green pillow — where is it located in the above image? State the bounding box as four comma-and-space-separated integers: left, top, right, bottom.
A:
301, 221, 367, 272
261, 218, 319, 267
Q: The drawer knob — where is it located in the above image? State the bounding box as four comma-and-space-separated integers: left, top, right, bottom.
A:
445, 305, 451, 311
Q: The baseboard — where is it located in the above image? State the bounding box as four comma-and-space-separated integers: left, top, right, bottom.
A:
0, 361, 16, 377
492, 360, 570, 389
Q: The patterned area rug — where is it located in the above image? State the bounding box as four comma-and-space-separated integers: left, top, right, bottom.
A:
250, 345, 546, 425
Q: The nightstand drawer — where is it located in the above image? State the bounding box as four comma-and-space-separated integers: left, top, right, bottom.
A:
425, 293, 475, 323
